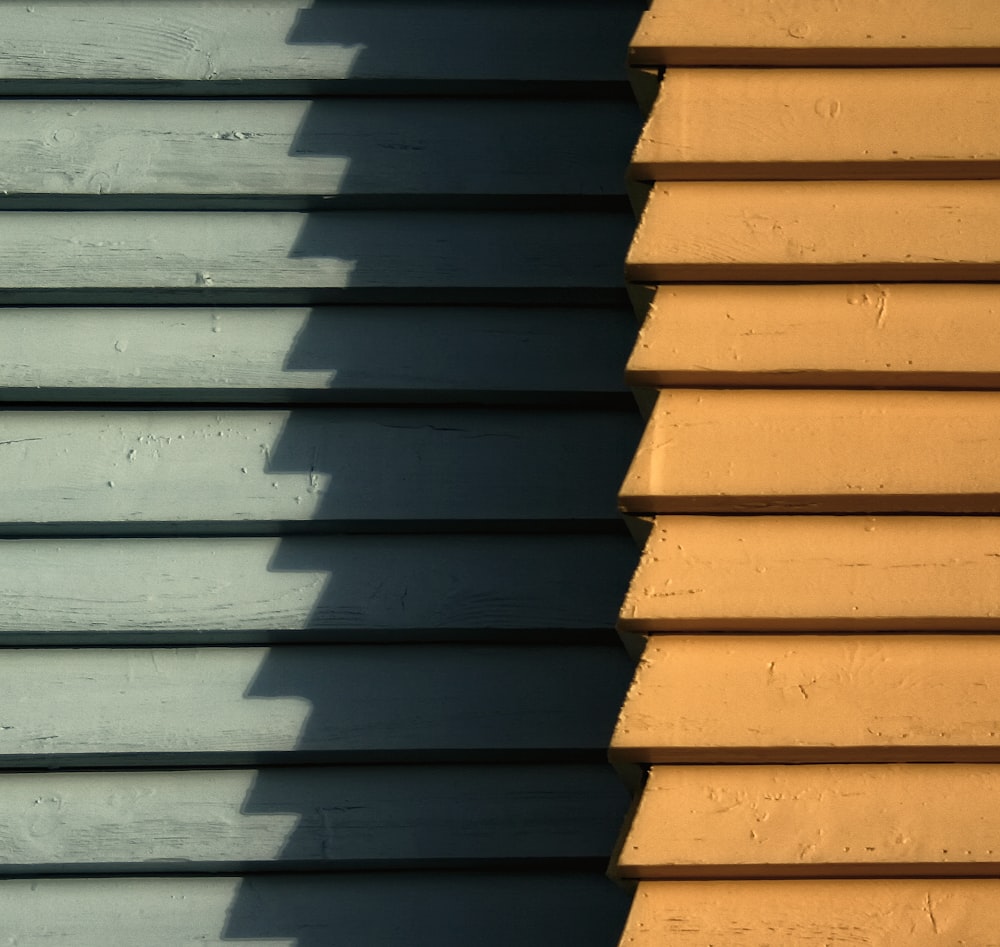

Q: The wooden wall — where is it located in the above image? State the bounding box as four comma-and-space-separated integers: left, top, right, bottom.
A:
614, 3, 1000, 944
0, 3, 645, 942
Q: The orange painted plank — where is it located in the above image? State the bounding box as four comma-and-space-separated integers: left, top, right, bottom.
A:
630, 0, 1000, 66
627, 284, 1000, 389
618, 763, 1000, 878
633, 69, 1000, 180
627, 181, 1000, 281
619, 389, 1000, 514
623, 879, 1000, 945
619, 516, 1000, 632
612, 635, 1000, 763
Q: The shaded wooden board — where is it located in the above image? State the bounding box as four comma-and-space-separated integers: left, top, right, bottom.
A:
627, 285, 1000, 388
618, 763, 1000, 879
0, 1, 642, 93
0, 764, 627, 872
624, 879, 1000, 946
630, 0, 1000, 65
612, 635, 1000, 764
627, 181, 1000, 282
633, 68, 1000, 180
619, 516, 1000, 632
620, 389, 1000, 514
0, 534, 635, 643
0, 99, 638, 206
0, 644, 631, 765
0, 211, 632, 304
0, 872, 631, 946
0, 306, 633, 402
0, 408, 637, 528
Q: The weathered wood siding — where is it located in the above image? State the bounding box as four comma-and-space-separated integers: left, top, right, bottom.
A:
0, 3, 643, 943
615, 5, 1000, 944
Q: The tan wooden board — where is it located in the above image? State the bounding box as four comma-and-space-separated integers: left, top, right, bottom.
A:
630, 0, 1000, 65
619, 389, 1000, 514
627, 284, 1000, 388
633, 68, 1000, 180
623, 879, 1000, 946
618, 763, 1000, 878
612, 635, 1000, 763
619, 516, 1000, 632
627, 181, 1000, 281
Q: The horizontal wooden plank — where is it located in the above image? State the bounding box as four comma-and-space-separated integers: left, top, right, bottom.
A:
619, 516, 1000, 632
624, 879, 1000, 946
627, 285, 1000, 388
0, 211, 632, 305
612, 636, 1000, 763
630, 0, 1000, 65
627, 181, 1000, 282
0, 644, 630, 765
0, 534, 635, 643
0, 872, 630, 946
620, 389, 1000, 514
0, 1, 642, 92
618, 763, 1000, 878
0, 99, 637, 206
633, 68, 1000, 180
0, 764, 627, 872
0, 408, 637, 529
0, 306, 633, 402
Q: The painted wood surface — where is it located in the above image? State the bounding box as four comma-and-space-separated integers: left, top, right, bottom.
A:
0, 764, 627, 872
0, 644, 630, 765
0, 872, 631, 947
627, 285, 1000, 389
0, 99, 637, 205
623, 879, 1000, 946
0, 210, 632, 304
619, 516, 1000, 632
630, 0, 1000, 65
0, 534, 635, 643
634, 68, 1000, 180
0, 1, 643, 92
627, 181, 1000, 281
612, 636, 1000, 763
619, 763, 1000, 879
0, 408, 637, 528
620, 389, 1000, 513
0, 306, 633, 402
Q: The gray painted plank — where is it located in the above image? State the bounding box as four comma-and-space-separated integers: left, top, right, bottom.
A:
0, 306, 634, 401
0, 408, 637, 528
0, 211, 632, 304
0, 99, 638, 205
0, 1, 642, 92
0, 644, 631, 765
0, 764, 628, 871
0, 534, 635, 642
0, 873, 631, 946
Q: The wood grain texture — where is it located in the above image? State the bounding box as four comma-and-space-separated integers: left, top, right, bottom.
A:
627, 284, 1000, 388
0, 764, 627, 872
619, 516, 1000, 632
0, 644, 630, 765
618, 763, 1000, 878
620, 389, 1000, 513
630, 0, 1000, 65
0, 873, 630, 947
623, 879, 1000, 946
612, 636, 1000, 763
627, 181, 1000, 281
0, 99, 637, 205
0, 306, 633, 402
0, 534, 635, 643
633, 68, 1000, 180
